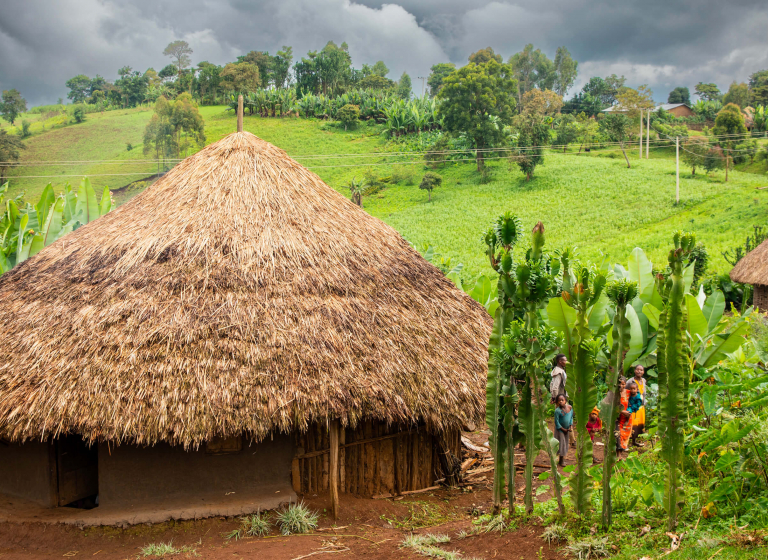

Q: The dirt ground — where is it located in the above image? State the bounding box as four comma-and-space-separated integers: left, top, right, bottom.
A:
0, 428, 619, 560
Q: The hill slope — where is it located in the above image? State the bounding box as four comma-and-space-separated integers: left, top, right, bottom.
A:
5, 106, 767, 277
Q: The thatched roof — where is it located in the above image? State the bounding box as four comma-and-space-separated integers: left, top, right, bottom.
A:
0, 132, 491, 447
730, 239, 768, 285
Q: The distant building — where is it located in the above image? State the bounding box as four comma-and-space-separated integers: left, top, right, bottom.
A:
602, 103, 694, 118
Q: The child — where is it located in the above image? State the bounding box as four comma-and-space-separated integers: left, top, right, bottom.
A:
554, 394, 573, 467
631, 365, 647, 447
586, 406, 602, 442
618, 379, 643, 455
616, 377, 631, 456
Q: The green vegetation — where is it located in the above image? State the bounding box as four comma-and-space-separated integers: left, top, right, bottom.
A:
275, 501, 319, 535
139, 540, 198, 557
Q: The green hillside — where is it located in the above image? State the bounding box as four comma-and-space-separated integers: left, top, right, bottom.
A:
4, 106, 767, 279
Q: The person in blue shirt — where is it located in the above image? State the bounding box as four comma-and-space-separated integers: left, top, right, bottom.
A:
554, 393, 573, 467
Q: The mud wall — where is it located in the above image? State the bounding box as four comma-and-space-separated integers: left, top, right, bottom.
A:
0, 440, 54, 506
98, 434, 294, 506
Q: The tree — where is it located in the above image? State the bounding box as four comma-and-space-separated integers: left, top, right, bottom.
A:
695, 82, 721, 102
371, 61, 389, 77
115, 68, 148, 108
713, 103, 747, 181
509, 44, 554, 107
158, 64, 178, 82
749, 69, 768, 107
668, 86, 690, 104
143, 93, 205, 168
552, 46, 578, 97
427, 63, 455, 97
66, 75, 93, 103
241, 51, 273, 87
163, 40, 193, 82
682, 137, 710, 175
220, 62, 260, 92
469, 47, 503, 65
600, 113, 632, 167
0, 129, 24, 184
521, 89, 562, 116
196, 62, 222, 101
515, 113, 549, 180
0, 89, 27, 126
615, 84, 655, 117
419, 171, 442, 202
397, 72, 412, 100
273, 46, 293, 89
722, 81, 750, 109
553, 114, 581, 153
359, 75, 395, 90
437, 59, 517, 172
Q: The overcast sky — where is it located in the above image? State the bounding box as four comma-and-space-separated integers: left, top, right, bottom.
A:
2, 0, 767, 106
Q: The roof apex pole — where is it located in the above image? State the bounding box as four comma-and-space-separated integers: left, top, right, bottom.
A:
237, 95, 244, 132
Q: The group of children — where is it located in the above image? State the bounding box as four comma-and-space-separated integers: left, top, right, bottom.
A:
550, 355, 647, 465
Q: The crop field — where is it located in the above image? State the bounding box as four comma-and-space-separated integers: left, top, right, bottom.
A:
5, 106, 767, 279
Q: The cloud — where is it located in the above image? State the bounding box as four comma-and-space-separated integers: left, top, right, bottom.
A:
0, 0, 767, 105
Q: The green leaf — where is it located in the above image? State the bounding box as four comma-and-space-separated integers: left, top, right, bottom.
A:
538, 471, 551, 481
701, 386, 719, 416
75, 177, 99, 225
587, 293, 610, 330
623, 304, 644, 367
628, 248, 654, 303
652, 481, 665, 506
34, 183, 55, 229
699, 322, 749, 368
714, 452, 739, 472
643, 303, 661, 330
685, 294, 708, 340
14, 213, 29, 265
100, 186, 112, 216
640, 484, 655, 506
27, 233, 44, 258
469, 275, 493, 305
682, 261, 695, 293
702, 290, 725, 333
546, 297, 577, 360
40, 197, 64, 247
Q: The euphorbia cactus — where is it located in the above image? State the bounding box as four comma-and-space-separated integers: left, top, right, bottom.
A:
562, 265, 606, 515
657, 232, 695, 530
602, 279, 638, 528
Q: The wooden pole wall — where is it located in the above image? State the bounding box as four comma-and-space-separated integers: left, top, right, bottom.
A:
329, 420, 340, 520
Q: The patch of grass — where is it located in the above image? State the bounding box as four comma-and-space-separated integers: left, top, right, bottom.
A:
381, 500, 456, 530
566, 536, 610, 559
540, 523, 569, 545
139, 540, 198, 557
241, 511, 271, 537
275, 501, 319, 535
471, 513, 515, 534
401, 534, 481, 560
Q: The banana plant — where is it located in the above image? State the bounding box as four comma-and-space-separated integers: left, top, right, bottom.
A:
561, 265, 606, 515
602, 279, 639, 528
656, 232, 695, 531
1, 179, 113, 273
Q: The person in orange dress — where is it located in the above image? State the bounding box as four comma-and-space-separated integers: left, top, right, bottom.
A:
631, 364, 647, 447
616, 378, 632, 455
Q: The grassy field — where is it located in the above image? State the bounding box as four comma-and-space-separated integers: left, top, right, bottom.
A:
5, 105, 767, 279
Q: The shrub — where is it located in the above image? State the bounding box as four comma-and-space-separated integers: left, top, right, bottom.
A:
126, 143, 133, 151
419, 171, 443, 202
18, 120, 31, 138
336, 103, 360, 130
275, 501, 318, 535
72, 106, 86, 123
540, 523, 569, 544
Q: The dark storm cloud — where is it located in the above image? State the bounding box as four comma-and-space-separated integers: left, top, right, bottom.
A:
1, 0, 767, 106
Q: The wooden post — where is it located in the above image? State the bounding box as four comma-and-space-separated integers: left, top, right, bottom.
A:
675, 136, 680, 204
646, 110, 650, 159
329, 420, 340, 520
237, 95, 243, 132
639, 109, 643, 159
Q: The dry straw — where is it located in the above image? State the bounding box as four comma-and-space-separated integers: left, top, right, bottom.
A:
0, 132, 491, 447
729, 239, 768, 286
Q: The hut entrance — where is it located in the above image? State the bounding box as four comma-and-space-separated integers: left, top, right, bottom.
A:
55, 435, 98, 508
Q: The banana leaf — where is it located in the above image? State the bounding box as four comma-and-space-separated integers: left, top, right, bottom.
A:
75, 178, 99, 224
702, 289, 725, 333
628, 248, 654, 303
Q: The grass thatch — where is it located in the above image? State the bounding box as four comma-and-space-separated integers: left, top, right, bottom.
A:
730, 239, 768, 286
0, 131, 491, 447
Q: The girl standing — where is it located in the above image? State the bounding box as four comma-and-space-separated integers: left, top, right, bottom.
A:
554, 394, 573, 467
550, 354, 568, 403
631, 364, 647, 447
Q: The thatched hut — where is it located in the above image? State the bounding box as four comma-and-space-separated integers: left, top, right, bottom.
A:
0, 130, 491, 521
730, 239, 768, 310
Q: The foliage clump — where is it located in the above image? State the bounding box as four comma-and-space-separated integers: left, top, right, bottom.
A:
275, 501, 318, 535
336, 103, 360, 130
419, 172, 443, 202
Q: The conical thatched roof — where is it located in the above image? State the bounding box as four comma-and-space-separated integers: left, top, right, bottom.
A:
730, 239, 768, 285
0, 132, 491, 447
